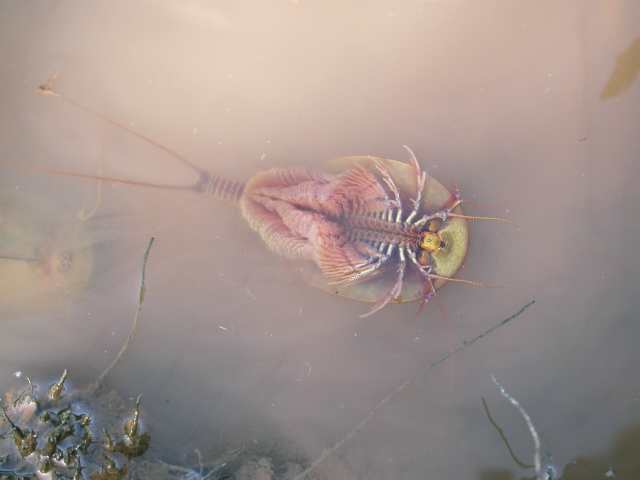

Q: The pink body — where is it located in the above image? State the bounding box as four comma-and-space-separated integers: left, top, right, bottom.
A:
240, 165, 391, 284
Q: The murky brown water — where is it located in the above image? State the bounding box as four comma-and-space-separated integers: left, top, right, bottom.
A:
1, 1, 639, 478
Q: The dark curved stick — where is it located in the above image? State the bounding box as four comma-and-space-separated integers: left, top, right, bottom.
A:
482, 396, 534, 469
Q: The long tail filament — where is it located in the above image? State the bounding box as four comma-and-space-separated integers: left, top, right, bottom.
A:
36, 74, 245, 203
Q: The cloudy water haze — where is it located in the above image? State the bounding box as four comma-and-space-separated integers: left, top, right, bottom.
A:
1, 1, 639, 478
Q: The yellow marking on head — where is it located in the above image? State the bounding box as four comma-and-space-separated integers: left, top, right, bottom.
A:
419, 231, 444, 254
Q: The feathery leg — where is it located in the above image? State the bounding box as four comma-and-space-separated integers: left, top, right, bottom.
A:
403, 145, 427, 225
331, 243, 396, 286
406, 247, 437, 306
373, 159, 402, 211
360, 247, 406, 318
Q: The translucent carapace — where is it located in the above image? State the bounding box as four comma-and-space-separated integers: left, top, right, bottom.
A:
299, 155, 469, 309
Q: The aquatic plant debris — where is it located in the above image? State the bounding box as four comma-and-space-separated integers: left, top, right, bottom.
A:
601, 37, 640, 99
291, 299, 535, 480
482, 396, 534, 469
89, 237, 155, 395
1, 370, 150, 479
491, 374, 557, 480
0, 238, 157, 479
47, 368, 68, 402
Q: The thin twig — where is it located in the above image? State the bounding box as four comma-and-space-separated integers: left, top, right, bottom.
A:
482, 396, 534, 469
12, 376, 35, 408
491, 375, 543, 480
195, 448, 204, 477
292, 299, 535, 480
88, 237, 155, 394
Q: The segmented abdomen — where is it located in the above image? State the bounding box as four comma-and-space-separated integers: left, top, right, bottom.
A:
343, 212, 418, 248
205, 175, 245, 203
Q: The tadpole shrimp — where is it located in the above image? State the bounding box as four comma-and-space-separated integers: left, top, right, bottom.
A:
33, 74, 510, 317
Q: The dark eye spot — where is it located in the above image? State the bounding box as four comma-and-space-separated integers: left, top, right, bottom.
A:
440, 241, 446, 248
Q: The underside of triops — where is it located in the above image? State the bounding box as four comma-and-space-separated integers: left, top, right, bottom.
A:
241, 149, 470, 317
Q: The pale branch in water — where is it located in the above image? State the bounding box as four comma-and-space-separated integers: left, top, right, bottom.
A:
88, 237, 155, 394
292, 299, 536, 480
491, 375, 557, 480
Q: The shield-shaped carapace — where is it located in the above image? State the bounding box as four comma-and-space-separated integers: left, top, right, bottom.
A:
34, 76, 507, 317
295, 154, 471, 314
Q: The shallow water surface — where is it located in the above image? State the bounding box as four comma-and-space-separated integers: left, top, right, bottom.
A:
1, 1, 639, 479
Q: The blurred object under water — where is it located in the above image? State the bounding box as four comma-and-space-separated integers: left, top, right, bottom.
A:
601, 37, 640, 99
0, 188, 95, 313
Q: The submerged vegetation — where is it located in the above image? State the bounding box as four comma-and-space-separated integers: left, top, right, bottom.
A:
0, 237, 326, 480
0, 370, 149, 479
481, 378, 640, 480
0, 239, 155, 479
0, 374, 329, 479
